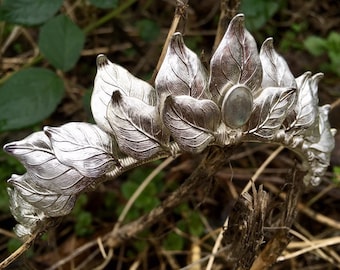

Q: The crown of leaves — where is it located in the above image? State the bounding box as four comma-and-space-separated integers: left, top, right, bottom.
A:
3, 14, 335, 239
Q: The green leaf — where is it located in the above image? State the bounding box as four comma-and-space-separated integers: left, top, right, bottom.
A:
0, 68, 64, 131
0, 0, 63, 26
72, 194, 88, 214
187, 212, 204, 236
136, 19, 160, 42
327, 32, 340, 69
304, 36, 327, 56
240, 0, 282, 30
7, 238, 23, 253
135, 195, 159, 212
74, 211, 93, 236
39, 15, 85, 71
327, 32, 340, 49
88, 0, 119, 9
333, 166, 340, 184
163, 231, 184, 250
121, 180, 139, 199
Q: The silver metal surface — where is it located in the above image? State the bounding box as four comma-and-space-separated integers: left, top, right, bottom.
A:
3, 14, 335, 238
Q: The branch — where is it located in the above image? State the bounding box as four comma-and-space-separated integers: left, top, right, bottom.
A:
0, 230, 39, 269
249, 168, 306, 270
213, 0, 241, 51
105, 146, 234, 248
150, 0, 189, 83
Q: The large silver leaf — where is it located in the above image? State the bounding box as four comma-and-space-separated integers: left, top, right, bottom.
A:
8, 174, 77, 217
260, 38, 297, 89
44, 122, 119, 178
209, 14, 262, 104
91, 54, 156, 132
8, 187, 46, 238
155, 32, 208, 100
284, 72, 321, 135
162, 95, 220, 153
3, 132, 93, 195
107, 91, 169, 160
247, 87, 296, 139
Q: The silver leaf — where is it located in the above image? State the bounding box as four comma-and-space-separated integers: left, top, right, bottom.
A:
308, 105, 335, 153
107, 91, 169, 160
13, 224, 33, 239
44, 122, 119, 178
8, 187, 45, 238
284, 72, 320, 135
247, 87, 296, 139
305, 105, 336, 185
8, 174, 77, 217
260, 38, 297, 89
91, 54, 156, 133
3, 132, 93, 195
209, 14, 262, 104
162, 95, 220, 153
155, 32, 208, 100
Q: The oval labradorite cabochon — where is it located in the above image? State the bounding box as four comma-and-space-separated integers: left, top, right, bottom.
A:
221, 84, 253, 128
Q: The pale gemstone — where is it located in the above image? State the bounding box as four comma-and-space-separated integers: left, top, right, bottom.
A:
221, 84, 253, 128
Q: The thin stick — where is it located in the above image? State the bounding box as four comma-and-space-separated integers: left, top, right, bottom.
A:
278, 236, 340, 261
104, 147, 234, 249
47, 239, 99, 270
150, 0, 188, 83
84, 0, 138, 34
105, 158, 211, 248
0, 230, 39, 269
0, 228, 16, 238
242, 146, 285, 194
48, 147, 233, 269
330, 98, 340, 110
264, 182, 340, 230
287, 229, 332, 263
213, 0, 240, 51
112, 156, 175, 234
94, 157, 174, 269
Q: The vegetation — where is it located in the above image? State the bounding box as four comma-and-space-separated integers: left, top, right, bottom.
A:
0, 0, 339, 269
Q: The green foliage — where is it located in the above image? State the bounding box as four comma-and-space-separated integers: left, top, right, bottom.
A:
163, 203, 204, 251
136, 19, 160, 42
304, 32, 340, 76
71, 194, 93, 236
163, 231, 185, 250
0, 0, 63, 26
7, 237, 34, 257
304, 36, 327, 56
279, 22, 308, 51
118, 166, 163, 221
186, 211, 204, 237
74, 211, 93, 236
185, 36, 203, 54
240, 0, 284, 31
333, 166, 340, 184
0, 68, 65, 132
88, 0, 119, 9
39, 15, 85, 72
0, 151, 25, 212
0, 0, 134, 131
6, 238, 22, 253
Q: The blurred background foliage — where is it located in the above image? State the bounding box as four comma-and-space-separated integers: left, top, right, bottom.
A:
0, 0, 339, 269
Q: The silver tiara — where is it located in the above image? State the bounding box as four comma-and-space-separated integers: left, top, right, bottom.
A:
3, 14, 336, 239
